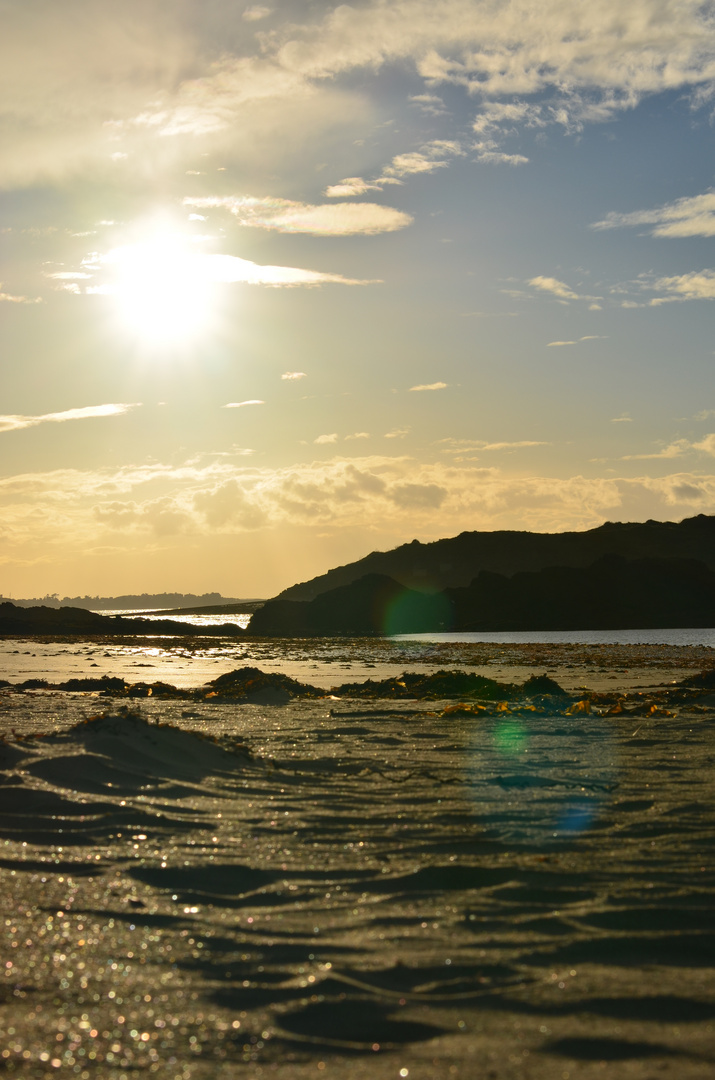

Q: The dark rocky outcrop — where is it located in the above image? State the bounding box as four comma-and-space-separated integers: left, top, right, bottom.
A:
249, 555, 715, 635
248, 574, 453, 636
276, 514, 715, 602
0, 602, 243, 637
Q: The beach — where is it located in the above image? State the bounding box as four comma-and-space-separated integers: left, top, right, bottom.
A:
1, 638, 715, 1078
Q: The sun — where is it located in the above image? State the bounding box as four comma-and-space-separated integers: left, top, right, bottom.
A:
104, 221, 214, 346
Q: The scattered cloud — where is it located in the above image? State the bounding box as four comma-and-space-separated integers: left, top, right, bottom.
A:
223, 400, 265, 408
438, 437, 548, 454
474, 147, 529, 166
242, 5, 271, 22
184, 195, 412, 236
409, 92, 447, 116
592, 191, 715, 238
282, 371, 307, 380
611, 414, 633, 423
314, 433, 338, 444
650, 270, 715, 303
6, 455, 715, 559
622, 440, 690, 461
529, 276, 580, 301
5, 0, 715, 190
0, 403, 139, 435
0, 286, 42, 304
385, 428, 410, 439
326, 140, 464, 197
529, 276, 601, 304
83, 248, 379, 290
409, 381, 448, 391
547, 335, 607, 346
345, 432, 370, 440
695, 433, 715, 455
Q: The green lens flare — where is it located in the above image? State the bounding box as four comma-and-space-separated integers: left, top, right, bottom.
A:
493, 720, 528, 755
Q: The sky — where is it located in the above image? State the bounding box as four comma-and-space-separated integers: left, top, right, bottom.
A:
2, 0, 715, 599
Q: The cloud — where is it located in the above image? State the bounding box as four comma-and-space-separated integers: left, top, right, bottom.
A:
474, 147, 529, 165
438, 438, 548, 454
409, 93, 447, 115
529, 276, 580, 301
325, 140, 464, 198
345, 432, 370, 440
0, 286, 42, 304
611, 414, 633, 423
281, 371, 307, 380
5, 0, 715, 190
384, 428, 410, 439
7, 454, 715, 563
409, 381, 448, 391
0, 403, 139, 434
547, 335, 607, 346
592, 191, 715, 238
89, 248, 379, 290
223, 400, 265, 408
242, 5, 271, 21
694, 433, 715, 455
323, 178, 386, 197
314, 433, 338, 444
184, 195, 412, 235
622, 441, 690, 461
650, 270, 715, 303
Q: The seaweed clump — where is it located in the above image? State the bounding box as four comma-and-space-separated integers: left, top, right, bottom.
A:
203, 666, 322, 703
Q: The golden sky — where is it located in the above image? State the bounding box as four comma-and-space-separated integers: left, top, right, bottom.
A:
2, 0, 715, 597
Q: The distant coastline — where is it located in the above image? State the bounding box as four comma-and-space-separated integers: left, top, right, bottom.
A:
0, 592, 256, 612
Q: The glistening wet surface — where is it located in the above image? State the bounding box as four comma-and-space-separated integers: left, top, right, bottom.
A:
1, 645, 715, 1079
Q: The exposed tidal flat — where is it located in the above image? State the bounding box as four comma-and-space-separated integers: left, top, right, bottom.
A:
1, 637, 715, 1078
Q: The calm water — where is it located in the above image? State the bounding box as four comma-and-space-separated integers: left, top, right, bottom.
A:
393, 628, 715, 647
105, 611, 715, 647
103, 609, 252, 629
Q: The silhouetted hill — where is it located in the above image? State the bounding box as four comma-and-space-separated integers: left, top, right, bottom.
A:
276, 514, 715, 602
0, 603, 244, 636
248, 575, 453, 636
248, 556, 715, 635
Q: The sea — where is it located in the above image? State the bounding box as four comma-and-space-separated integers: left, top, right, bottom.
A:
108, 610, 715, 647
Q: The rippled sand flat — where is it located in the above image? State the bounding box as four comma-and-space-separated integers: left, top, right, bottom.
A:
1, 643, 715, 1079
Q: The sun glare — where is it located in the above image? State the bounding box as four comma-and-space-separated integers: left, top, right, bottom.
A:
105, 224, 214, 346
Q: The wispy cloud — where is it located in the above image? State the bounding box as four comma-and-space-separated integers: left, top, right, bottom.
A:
281, 371, 307, 380
529, 276, 601, 304
184, 195, 411, 236
0, 403, 139, 434
223, 400, 265, 409
409, 381, 448, 391
529, 276, 579, 301
326, 140, 464, 197
593, 191, 715, 238
650, 270, 715, 303
547, 335, 607, 346
242, 5, 272, 21
0, 285, 42, 304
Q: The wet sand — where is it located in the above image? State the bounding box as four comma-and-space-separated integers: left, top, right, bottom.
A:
1, 640, 715, 1078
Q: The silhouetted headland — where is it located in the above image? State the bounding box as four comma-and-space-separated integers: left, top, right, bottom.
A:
248, 555, 715, 636
0, 603, 244, 637
276, 513, 715, 601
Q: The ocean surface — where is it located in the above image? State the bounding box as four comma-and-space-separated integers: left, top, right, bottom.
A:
104, 611, 715, 647
104, 609, 253, 630
393, 628, 715, 646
